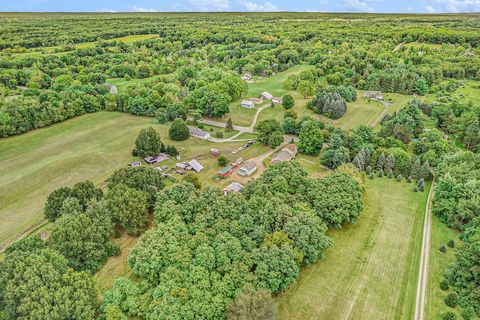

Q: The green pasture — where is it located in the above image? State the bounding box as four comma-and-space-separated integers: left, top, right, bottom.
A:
278, 178, 429, 320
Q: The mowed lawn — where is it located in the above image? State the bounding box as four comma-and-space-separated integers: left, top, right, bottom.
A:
425, 215, 461, 320
0, 112, 156, 250
277, 178, 428, 320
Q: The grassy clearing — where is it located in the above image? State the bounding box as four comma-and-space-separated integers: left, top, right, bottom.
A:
228, 65, 314, 127
425, 215, 461, 320
277, 178, 428, 320
106, 76, 162, 92
0, 112, 260, 251
457, 80, 480, 103
9, 34, 159, 57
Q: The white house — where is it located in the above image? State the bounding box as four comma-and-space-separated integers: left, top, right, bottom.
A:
259, 92, 273, 100
238, 161, 257, 177
271, 144, 298, 164
241, 100, 255, 109
188, 126, 211, 140
364, 91, 384, 100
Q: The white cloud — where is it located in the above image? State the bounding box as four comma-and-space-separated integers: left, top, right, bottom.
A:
342, 0, 374, 12
187, 0, 231, 11
423, 5, 436, 13
97, 9, 117, 13
131, 6, 161, 12
431, 0, 480, 12
239, 1, 280, 11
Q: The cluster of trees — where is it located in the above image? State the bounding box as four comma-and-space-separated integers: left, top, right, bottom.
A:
255, 119, 284, 148
432, 151, 480, 317
381, 99, 425, 143
101, 161, 362, 319
133, 126, 179, 157
0, 165, 165, 318
309, 87, 350, 119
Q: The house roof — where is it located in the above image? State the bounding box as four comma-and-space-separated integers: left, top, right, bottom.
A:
188, 126, 210, 137
223, 182, 244, 193
218, 166, 232, 175
272, 151, 294, 163
241, 161, 257, 171
241, 100, 254, 105
282, 144, 298, 156
260, 91, 273, 99
188, 159, 204, 172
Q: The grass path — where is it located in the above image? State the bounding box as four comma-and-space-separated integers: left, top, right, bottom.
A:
277, 178, 429, 320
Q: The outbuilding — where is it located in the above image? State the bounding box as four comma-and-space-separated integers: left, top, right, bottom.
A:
188, 126, 211, 140
364, 91, 384, 100
259, 92, 273, 100
218, 166, 233, 177
241, 100, 255, 109
223, 182, 244, 195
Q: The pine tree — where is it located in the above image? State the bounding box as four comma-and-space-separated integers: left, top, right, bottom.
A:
366, 165, 372, 174
353, 151, 365, 171
421, 160, 430, 180
363, 149, 371, 166
376, 153, 386, 171
410, 159, 421, 180
226, 117, 234, 131
397, 174, 403, 182
369, 172, 374, 179
385, 154, 396, 172
378, 169, 384, 178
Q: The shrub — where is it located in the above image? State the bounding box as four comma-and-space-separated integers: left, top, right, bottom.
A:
378, 169, 384, 178
366, 165, 372, 174
440, 279, 450, 291
442, 311, 456, 320
387, 170, 393, 178
447, 239, 455, 248
369, 172, 374, 180
397, 174, 403, 182
445, 292, 458, 308
413, 186, 418, 192
282, 94, 295, 109
419, 182, 425, 192
217, 155, 228, 167
215, 131, 224, 138
440, 244, 447, 253
462, 306, 475, 320
169, 119, 190, 141
407, 176, 412, 183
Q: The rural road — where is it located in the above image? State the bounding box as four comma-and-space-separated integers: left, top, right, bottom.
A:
414, 179, 435, 320
370, 99, 392, 128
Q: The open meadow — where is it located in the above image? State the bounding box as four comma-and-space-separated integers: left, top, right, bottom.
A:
0, 111, 261, 251
277, 178, 429, 320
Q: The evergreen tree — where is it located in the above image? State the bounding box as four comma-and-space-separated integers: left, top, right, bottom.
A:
410, 159, 421, 180
385, 154, 396, 172
378, 168, 384, 178
366, 165, 372, 175
376, 153, 386, 171
397, 174, 403, 182
226, 117, 234, 131
421, 160, 431, 180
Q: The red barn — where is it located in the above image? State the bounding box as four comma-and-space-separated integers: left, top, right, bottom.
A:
218, 166, 232, 177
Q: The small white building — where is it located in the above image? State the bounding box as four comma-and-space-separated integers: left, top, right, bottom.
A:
241, 100, 255, 109
364, 91, 384, 100
272, 97, 282, 104
188, 126, 211, 140
238, 161, 257, 177
259, 92, 273, 100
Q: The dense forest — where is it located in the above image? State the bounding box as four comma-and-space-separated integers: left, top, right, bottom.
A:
1, 13, 480, 137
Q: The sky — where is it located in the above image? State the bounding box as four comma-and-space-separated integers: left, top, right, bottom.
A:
1, 0, 480, 13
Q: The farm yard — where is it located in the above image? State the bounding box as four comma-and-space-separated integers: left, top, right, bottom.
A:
277, 178, 429, 320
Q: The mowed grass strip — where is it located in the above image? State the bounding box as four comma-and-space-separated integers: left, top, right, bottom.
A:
277, 178, 428, 320
425, 215, 461, 320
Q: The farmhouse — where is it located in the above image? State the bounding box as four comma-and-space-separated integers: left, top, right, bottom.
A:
364, 91, 384, 100
188, 126, 211, 139
272, 97, 282, 104
241, 100, 255, 109
259, 92, 273, 100
223, 182, 244, 195
176, 159, 204, 174
238, 161, 257, 177
144, 153, 169, 165
271, 144, 298, 164
218, 166, 233, 177
249, 97, 263, 104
